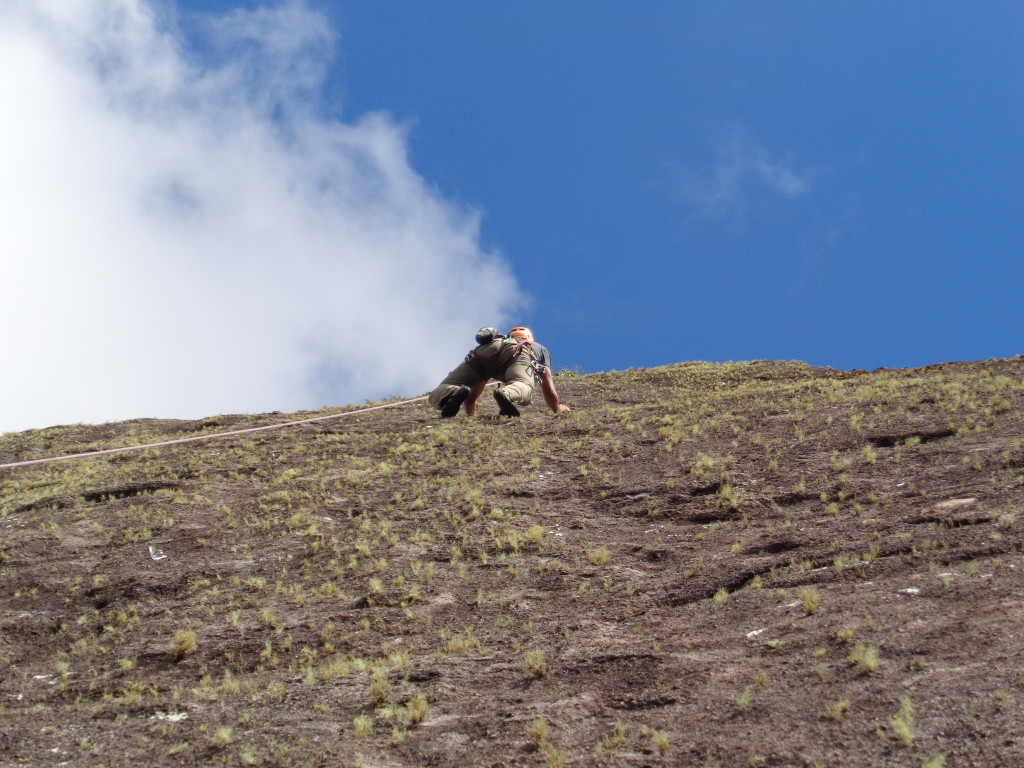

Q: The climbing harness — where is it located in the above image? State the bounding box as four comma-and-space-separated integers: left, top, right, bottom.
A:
464, 336, 533, 378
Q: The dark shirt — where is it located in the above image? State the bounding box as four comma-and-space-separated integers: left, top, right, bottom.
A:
531, 341, 552, 375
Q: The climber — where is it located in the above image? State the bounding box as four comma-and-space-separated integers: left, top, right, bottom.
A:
429, 326, 571, 418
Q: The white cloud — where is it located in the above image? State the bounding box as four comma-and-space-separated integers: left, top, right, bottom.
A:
0, 0, 523, 434
682, 129, 812, 217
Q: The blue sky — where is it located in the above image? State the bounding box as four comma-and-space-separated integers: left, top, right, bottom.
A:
2, 1, 1021, 432
329, 2, 1024, 372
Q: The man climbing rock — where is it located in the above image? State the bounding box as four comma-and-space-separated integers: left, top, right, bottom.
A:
429, 326, 571, 418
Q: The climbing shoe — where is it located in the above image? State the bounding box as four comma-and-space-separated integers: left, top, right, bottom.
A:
439, 385, 471, 418
493, 388, 521, 417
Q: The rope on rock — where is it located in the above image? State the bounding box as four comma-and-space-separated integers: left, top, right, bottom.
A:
0, 395, 430, 470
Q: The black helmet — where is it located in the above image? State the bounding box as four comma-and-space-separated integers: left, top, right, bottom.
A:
475, 326, 501, 345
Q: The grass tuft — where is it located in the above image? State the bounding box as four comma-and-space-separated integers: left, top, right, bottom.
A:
170, 629, 197, 661
848, 643, 880, 673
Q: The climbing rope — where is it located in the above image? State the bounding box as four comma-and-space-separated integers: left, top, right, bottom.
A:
0, 395, 429, 470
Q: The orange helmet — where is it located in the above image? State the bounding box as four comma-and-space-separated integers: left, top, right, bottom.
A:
508, 327, 534, 342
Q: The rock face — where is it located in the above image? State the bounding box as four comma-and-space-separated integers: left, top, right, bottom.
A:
2, 357, 1024, 767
